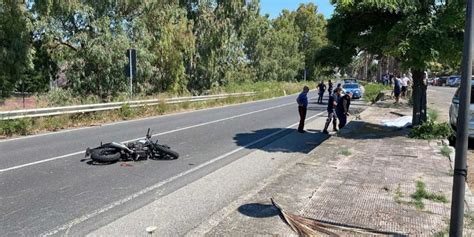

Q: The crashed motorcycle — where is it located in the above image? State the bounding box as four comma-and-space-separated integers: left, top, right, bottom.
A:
85, 128, 179, 163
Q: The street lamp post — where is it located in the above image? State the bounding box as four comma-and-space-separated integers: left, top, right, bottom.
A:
450, 0, 474, 236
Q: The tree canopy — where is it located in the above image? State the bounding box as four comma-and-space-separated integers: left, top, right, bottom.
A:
325, 0, 465, 125
0, 0, 328, 100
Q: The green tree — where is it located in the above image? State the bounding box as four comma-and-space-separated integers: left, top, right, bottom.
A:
294, 3, 327, 80
142, 2, 195, 94
0, 1, 32, 99
254, 10, 304, 82
329, 0, 464, 125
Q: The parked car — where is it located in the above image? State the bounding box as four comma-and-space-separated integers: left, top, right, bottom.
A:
447, 75, 461, 87
428, 77, 436, 86
342, 83, 363, 99
448, 80, 474, 140
434, 76, 449, 86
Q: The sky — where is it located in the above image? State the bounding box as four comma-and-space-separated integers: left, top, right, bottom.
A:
260, 0, 335, 19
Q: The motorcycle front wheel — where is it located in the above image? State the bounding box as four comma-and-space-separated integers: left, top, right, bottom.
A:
90, 148, 121, 163
154, 144, 179, 159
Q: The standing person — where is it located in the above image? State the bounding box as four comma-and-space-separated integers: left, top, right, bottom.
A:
383, 74, 389, 86
402, 74, 411, 97
336, 92, 352, 129
317, 81, 326, 104
327, 80, 334, 97
323, 88, 342, 134
400, 74, 410, 98
296, 86, 309, 133
393, 74, 402, 103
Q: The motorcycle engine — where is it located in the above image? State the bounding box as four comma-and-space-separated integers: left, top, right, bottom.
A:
128, 142, 149, 160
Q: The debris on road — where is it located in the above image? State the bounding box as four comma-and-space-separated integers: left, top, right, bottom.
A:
270, 198, 387, 236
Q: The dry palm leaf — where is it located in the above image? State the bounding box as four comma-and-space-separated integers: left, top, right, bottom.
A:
271, 198, 388, 236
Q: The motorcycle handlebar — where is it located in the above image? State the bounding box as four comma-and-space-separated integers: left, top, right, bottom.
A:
146, 128, 152, 139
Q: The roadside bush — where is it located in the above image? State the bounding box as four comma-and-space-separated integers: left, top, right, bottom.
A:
119, 103, 134, 119
45, 88, 75, 106
43, 116, 68, 131
409, 120, 453, 140
364, 83, 391, 104
0, 118, 33, 136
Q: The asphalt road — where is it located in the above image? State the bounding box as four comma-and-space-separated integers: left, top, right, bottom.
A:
0, 91, 340, 236
426, 85, 457, 123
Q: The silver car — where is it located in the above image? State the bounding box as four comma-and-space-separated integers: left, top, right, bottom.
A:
449, 82, 474, 138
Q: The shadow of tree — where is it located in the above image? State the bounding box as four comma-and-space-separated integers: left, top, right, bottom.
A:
233, 128, 329, 153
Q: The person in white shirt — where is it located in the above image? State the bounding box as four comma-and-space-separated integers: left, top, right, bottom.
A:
401, 74, 411, 98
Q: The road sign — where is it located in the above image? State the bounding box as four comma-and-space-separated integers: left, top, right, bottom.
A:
125, 49, 136, 96
125, 49, 137, 78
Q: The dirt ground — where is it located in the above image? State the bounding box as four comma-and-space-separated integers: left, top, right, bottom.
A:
0, 95, 37, 111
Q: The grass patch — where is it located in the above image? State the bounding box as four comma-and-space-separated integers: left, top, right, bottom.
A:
409, 120, 454, 140
410, 107, 453, 140
433, 227, 449, 237
440, 145, 452, 158
394, 183, 404, 204
410, 180, 448, 210
428, 109, 439, 122
339, 148, 351, 156
364, 83, 391, 104
0, 118, 33, 136
465, 212, 474, 229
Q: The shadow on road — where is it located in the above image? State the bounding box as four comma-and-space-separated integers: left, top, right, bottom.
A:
238, 203, 279, 218
80, 158, 117, 166
233, 128, 329, 153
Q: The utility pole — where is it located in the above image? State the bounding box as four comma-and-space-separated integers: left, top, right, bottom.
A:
450, 0, 474, 236
129, 49, 133, 96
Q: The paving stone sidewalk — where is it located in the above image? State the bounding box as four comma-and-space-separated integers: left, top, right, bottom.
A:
193, 101, 474, 236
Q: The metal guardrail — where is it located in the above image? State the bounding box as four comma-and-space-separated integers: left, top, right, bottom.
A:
0, 92, 256, 120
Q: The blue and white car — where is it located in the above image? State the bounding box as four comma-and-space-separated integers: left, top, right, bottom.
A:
342, 83, 363, 99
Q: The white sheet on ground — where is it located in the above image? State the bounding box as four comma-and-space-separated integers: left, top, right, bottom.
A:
381, 116, 412, 128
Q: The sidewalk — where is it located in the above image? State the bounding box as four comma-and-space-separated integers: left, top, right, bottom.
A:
190, 100, 474, 236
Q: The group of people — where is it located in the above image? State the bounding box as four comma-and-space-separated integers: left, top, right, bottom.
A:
316, 80, 341, 104
382, 73, 411, 103
296, 83, 352, 134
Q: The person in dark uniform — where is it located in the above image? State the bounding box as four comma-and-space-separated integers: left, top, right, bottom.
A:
393, 75, 401, 103
327, 80, 334, 97
335, 83, 342, 94
323, 88, 342, 134
335, 92, 352, 129
296, 86, 309, 133
317, 81, 326, 104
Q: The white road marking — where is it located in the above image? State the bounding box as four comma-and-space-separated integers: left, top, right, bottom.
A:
41, 111, 324, 236
0, 101, 303, 173
0, 151, 85, 173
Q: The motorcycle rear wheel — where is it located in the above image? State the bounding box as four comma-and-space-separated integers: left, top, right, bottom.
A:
90, 148, 121, 163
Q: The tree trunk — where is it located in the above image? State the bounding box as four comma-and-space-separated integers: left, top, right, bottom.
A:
411, 69, 427, 126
